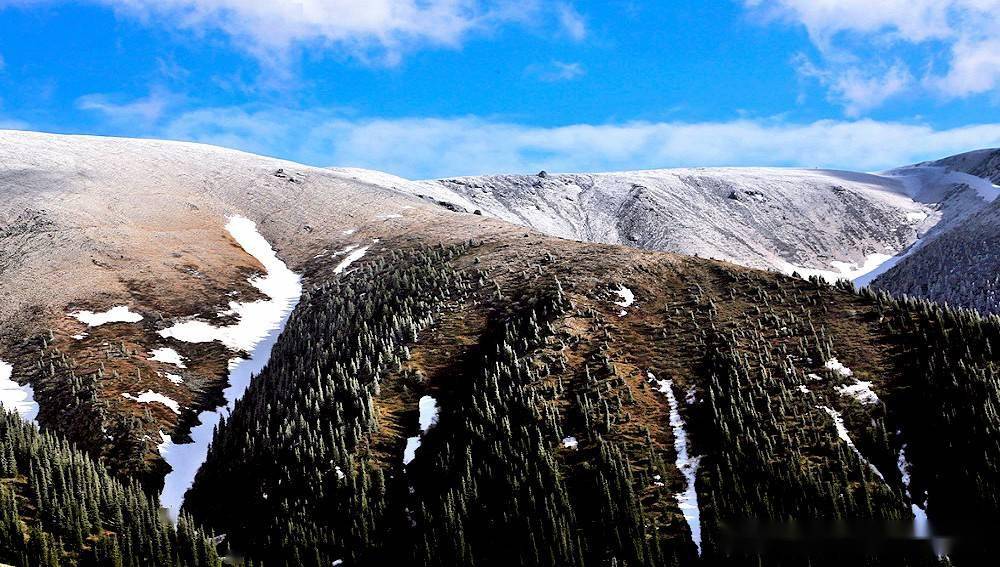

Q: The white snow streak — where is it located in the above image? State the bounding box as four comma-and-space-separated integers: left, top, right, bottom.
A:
0, 360, 38, 422
649, 372, 702, 555
166, 373, 184, 384
783, 253, 894, 285
895, 441, 929, 538
149, 347, 186, 368
404, 395, 440, 465
333, 245, 371, 274
157, 216, 302, 352
70, 305, 143, 326
122, 390, 181, 415
819, 405, 885, 481
403, 437, 422, 466
159, 216, 302, 520
418, 395, 439, 433
562, 436, 579, 449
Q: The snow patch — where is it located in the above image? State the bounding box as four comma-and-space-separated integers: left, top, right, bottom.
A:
835, 380, 880, 405
333, 245, 371, 274
649, 372, 702, 555
418, 395, 439, 433
783, 254, 894, 285
404, 395, 440, 465
611, 285, 635, 317
0, 360, 38, 422
72, 333, 88, 340
159, 216, 302, 520
70, 305, 143, 327
562, 436, 578, 449
149, 347, 186, 368
403, 437, 422, 466
158, 216, 302, 352
896, 440, 929, 538
165, 373, 184, 384
122, 390, 181, 415
819, 405, 885, 481
824, 358, 853, 377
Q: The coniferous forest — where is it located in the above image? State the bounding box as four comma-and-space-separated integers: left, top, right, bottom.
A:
3, 236, 1000, 566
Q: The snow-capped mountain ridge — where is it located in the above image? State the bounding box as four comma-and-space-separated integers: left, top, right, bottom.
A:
382, 161, 995, 284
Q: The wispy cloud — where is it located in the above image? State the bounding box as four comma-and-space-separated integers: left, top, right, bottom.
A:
4, 0, 543, 68
746, 0, 1000, 113
148, 106, 1000, 178
76, 88, 182, 128
795, 56, 913, 117
556, 3, 586, 41
525, 61, 585, 82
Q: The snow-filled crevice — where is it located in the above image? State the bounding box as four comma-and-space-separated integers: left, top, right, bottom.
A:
158, 215, 302, 519
0, 359, 38, 423
649, 372, 702, 555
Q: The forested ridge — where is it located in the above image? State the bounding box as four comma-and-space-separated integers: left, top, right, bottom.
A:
181, 237, 1000, 566
2, 234, 1000, 566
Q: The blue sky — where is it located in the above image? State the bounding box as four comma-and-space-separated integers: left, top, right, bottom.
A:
0, 0, 998, 178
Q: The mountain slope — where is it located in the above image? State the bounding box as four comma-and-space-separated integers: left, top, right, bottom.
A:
869, 149, 1000, 314
184, 233, 1000, 566
873, 195, 1000, 314
385, 165, 992, 282
922, 148, 1000, 185
0, 130, 508, 490
1, 131, 999, 566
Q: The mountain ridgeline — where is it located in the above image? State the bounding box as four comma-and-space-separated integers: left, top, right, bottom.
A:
178, 235, 999, 566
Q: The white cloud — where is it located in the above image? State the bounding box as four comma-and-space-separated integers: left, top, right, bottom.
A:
76, 88, 180, 127
525, 60, 585, 82
556, 3, 586, 41
154, 106, 1000, 178
796, 57, 912, 117
929, 37, 1000, 97
67, 0, 536, 66
747, 0, 1000, 111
